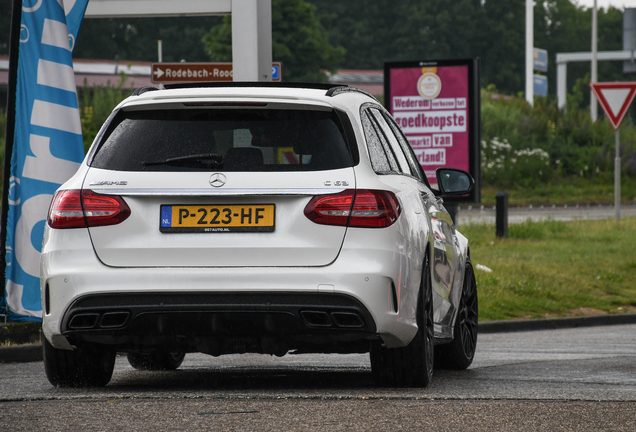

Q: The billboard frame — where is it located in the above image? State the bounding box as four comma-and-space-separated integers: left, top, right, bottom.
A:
384, 58, 481, 203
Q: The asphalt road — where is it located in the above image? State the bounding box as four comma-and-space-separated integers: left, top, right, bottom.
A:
1, 323, 635, 430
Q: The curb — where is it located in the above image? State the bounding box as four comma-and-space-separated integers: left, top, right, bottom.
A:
0, 321, 41, 345
479, 313, 636, 334
0, 344, 42, 363
1, 313, 636, 363
0, 321, 43, 364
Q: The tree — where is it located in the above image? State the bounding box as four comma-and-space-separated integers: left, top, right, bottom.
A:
0, 1, 13, 57
308, 0, 415, 70
74, 16, 220, 63
534, 1, 624, 107
308, 0, 626, 97
480, 0, 526, 94
309, 0, 520, 93
203, 0, 344, 82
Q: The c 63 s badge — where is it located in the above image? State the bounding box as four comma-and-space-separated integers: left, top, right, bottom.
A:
89, 180, 128, 186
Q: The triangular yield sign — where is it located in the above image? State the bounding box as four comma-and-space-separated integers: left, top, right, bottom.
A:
590, 82, 636, 130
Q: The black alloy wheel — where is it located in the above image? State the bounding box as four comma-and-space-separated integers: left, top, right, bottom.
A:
42, 334, 116, 387
435, 258, 478, 370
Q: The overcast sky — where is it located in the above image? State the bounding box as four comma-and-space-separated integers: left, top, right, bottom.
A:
575, 0, 636, 9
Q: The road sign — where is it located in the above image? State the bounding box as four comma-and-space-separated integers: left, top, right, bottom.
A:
272, 63, 280, 80
589, 82, 636, 130
589, 81, 636, 222
533, 74, 548, 97
533, 48, 548, 73
152, 63, 232, 83
152, 62, 282, 83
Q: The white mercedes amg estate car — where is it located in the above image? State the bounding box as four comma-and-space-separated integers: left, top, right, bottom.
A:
41, 83, 477, 388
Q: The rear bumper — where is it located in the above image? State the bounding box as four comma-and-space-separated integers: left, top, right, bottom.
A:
41, 227, 424, 352
59, 291, 377, 354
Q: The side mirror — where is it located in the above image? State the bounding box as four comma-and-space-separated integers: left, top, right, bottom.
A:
435, 168, 475, 196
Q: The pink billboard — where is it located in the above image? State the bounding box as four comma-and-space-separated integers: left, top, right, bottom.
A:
385, 59, 480, 202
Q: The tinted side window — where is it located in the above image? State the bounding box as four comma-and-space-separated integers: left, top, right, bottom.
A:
361, 110, 394, 173
383, 112, 427, 184
369, 109, 412, 176
91, 109, 353, 172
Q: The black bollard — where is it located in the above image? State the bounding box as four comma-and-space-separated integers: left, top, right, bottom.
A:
496, 192, 508, 238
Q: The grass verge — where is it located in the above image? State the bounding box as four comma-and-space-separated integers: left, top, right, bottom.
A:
459, 217, 636, 321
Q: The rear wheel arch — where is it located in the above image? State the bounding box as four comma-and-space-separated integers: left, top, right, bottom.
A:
370, 251, 434, 387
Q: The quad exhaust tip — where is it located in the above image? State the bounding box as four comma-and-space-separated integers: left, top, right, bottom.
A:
68, 311, 130, 330
300, 310, 364, 328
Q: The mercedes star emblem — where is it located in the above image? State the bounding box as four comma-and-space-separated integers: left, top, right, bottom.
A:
209, 173, 227, 188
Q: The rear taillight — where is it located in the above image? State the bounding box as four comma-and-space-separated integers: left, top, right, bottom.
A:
48, 190, 131, 229
304, 189, 401, 228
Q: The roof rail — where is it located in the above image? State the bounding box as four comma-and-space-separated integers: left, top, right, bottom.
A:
131, 82, 379, 101
132, 86, 160, 96
163, 82, 341, 91
325, 86, 379, 101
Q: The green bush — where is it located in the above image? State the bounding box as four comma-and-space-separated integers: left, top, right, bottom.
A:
78, 74, 135, 151
481, 137, 552, 188
481, 83, 636, 191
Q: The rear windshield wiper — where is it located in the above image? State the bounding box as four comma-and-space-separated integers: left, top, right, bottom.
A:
143, 153, 223, 168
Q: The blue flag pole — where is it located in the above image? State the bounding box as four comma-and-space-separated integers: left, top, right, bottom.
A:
0, 0, 23, 321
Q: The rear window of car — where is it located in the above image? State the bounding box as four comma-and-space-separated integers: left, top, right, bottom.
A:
90, 108, 354, 172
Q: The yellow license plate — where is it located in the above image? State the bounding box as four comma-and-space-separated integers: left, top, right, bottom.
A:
160, 204, 275, 233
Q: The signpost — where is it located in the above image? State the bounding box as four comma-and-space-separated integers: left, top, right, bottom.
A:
533, 48, 548, 73
152, 62, 282, 83
534, 75, 548, 97
589, 81, 636, 221
533, 48, 548, 98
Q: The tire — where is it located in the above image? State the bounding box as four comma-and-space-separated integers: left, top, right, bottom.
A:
127, 351, 185, 371
370, 253, 434, 388
435, 258, 478, 370
42, 334, 116, 387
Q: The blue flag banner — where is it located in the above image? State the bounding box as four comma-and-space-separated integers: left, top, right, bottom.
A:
4, 0, 89, 321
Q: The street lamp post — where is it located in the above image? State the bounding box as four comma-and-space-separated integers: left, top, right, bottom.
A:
526, 0, 534, 106
591, 0, 598, 121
